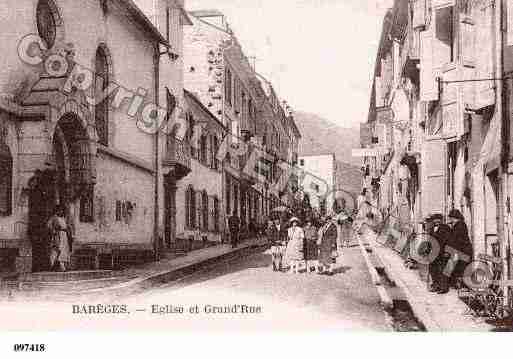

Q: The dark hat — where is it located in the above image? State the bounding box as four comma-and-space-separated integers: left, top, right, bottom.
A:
448, 209, 464, 220
430, 213, 444, 221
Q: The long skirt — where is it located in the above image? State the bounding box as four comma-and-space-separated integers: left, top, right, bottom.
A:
318, 238, 336, 267
50, 231, 71, 268
284, 238, 304, 265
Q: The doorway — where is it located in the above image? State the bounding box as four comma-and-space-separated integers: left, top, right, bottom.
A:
164, 180, 177, 249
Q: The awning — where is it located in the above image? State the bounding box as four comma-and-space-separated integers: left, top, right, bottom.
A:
481, 115, 501, 174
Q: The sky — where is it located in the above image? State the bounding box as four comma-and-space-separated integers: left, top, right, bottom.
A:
186, 0, 394, 129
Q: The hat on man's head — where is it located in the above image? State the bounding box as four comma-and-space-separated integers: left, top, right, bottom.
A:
430, 213, 444, 221
448, 209, 464, 220
289, 217, 300, 224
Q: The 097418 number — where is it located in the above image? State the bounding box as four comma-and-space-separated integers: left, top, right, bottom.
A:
13, 344, 46, 352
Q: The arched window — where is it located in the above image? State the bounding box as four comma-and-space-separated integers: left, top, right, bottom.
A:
200, 134, 208, 165
211, 135, 219, 170
36, 0, 57, 49
95, 45, 110, 146
202, 190, 208, 231
0, 142, 12, 216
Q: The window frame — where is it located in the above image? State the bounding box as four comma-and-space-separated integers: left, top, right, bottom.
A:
0, 142, 13, 217
95, 45, 111, 147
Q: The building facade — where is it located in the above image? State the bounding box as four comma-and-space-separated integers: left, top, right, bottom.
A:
360, 0, 513, 305
0, 0, 189, 273
298, 154, 337, 216
183, 10, 301, 234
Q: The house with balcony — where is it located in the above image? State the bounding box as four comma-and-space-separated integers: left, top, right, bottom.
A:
360, 0, 506, 278
182, 9, 300, 233
174, 89, 225, 248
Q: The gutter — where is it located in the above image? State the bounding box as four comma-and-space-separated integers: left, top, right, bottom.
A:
153, 43, 161, 261
498, 0, 511, 307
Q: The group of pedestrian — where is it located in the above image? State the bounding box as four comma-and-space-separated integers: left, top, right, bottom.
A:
424, 209, 473, 294
266, 212, 354, 275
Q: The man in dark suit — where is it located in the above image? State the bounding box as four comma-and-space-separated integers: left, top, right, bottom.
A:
228, 211, 240, 248
428, 213, 451, 294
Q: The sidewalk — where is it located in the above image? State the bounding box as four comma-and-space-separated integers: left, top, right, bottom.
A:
365, 232, 494, 331
2, 237, 267, 299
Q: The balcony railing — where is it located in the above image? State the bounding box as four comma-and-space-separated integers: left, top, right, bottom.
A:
163, 136, 192, 180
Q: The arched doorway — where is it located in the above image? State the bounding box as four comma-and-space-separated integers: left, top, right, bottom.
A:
52, 113, 95, 208
28, 112, 95, 272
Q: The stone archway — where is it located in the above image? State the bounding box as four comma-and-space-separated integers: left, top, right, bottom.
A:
52, 112, 96, 206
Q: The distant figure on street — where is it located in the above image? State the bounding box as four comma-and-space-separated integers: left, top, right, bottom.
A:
303, 219, 319, 273
284, 217, 305, 274
317, 217, 338, 275
267, 220, 283, 271
335, 210, 353, 248
47, 205, 72, 272
228, 211, 240, 248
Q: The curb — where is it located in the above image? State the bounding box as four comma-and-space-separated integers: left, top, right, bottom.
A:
368, 238, 442, 331
76, 242, 269, 297
357, 236, 393, 311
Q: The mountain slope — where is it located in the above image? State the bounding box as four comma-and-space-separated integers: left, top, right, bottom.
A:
294, 111, 361, 166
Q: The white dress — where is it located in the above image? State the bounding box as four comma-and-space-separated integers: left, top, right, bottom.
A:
284, 226, 305, 263
47, 215, 71, 266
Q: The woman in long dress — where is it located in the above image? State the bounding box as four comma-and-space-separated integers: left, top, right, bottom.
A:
317, 218, 338, 275
284, 217, 304, 273
47, 205, 72, 272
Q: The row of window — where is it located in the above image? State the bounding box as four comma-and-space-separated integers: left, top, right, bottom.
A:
184, 112, 221, 170
185, 186, 220, 233
37, 0, 111, 147
224, 68, 256, 132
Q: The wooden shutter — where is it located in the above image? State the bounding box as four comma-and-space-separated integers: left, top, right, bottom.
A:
508, 0, 513, 46
420, 27, 439, 101
460, 18, 475, 65
474, 4, 495, 109
421, 139, 446, 217
413, 0, 427, 29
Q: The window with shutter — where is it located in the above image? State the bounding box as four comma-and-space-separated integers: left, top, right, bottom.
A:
0, 142, 12, 217
508, 0, 513, 46
474, 4, 494, 109
413, 0, 427, 29
433, 6, 455, 65
421, 139, 446, 217
420, 26, 440, 101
